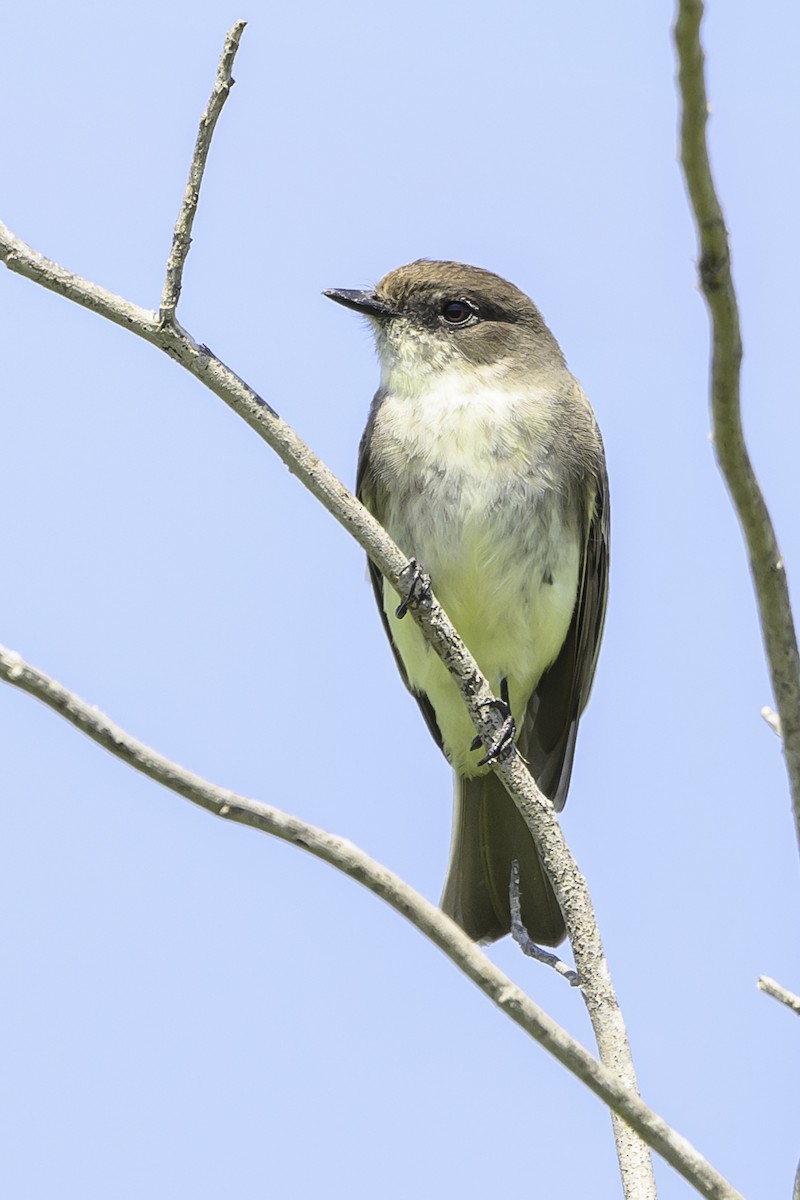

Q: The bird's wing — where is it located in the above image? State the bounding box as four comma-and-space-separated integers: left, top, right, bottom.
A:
356, 401, 444, 750
519, 462, 610, 810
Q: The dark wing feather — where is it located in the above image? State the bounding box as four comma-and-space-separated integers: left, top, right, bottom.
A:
356, 400, 444, 750
519, 464, 610, 810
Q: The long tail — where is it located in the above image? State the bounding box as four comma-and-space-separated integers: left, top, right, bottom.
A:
440, 772, 565, 946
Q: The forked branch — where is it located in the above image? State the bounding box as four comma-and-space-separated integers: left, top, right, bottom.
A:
0, 18, 752, 1200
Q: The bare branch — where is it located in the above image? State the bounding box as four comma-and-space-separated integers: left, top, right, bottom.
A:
0, 643, 744, 1200
674, 0, 800, 854
758, 975, 800, 1017
0, 23, 656, 1190
509, 861, 579, 986
0, 210, 655, 1195
0, 22, 658, 1190
159, 19, 247, 322
1, 20, 750, 1198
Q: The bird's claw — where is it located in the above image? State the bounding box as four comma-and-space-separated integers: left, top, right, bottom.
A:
471, 678, 516, 766
395, 558, 432, 619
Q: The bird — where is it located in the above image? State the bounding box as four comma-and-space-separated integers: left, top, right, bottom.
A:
325, 260, 608, 945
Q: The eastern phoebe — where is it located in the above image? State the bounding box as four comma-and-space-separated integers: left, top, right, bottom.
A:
325, 261, 608, 945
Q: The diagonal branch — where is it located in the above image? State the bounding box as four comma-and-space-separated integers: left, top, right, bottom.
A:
0, 18, 743, 1199
758, 976, 800, 1017
3, 22, 656, 1194
0, 19, 658, 1189
674, 0, 800, 854
0, 209, 655, 1196
160, 19, 247, 322
0, 644, 744, 1200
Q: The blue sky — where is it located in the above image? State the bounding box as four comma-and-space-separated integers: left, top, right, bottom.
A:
2, 3, 799, 1197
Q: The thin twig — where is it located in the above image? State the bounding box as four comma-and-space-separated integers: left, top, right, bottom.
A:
509, 861, 579, 985
675, 0, 800, 855
757, 976, 800, 1016
159, 19, 246, 322
0, 644, 744, 1200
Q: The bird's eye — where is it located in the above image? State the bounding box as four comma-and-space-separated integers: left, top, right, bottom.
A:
441, 299, 476, 326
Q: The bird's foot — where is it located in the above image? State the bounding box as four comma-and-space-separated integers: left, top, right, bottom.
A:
395, 558, 432, 619
470, 678, 516, 766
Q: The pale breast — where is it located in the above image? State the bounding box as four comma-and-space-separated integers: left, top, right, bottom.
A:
370, 373, 582, 771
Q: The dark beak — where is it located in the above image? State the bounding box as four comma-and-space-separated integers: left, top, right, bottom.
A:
323, 288, 397, 318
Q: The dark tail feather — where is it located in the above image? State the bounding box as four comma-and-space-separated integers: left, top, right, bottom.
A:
440, 772, 565, 946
